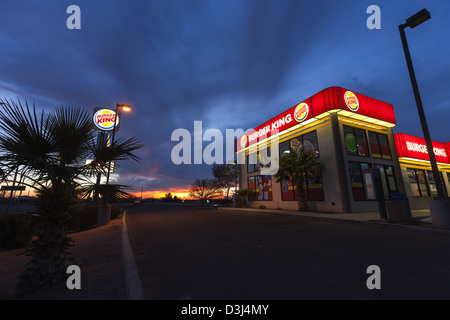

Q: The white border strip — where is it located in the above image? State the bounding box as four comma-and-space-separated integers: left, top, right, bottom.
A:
121, 211, 145, 300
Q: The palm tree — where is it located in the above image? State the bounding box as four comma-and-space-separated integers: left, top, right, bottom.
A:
0, 99, 142, 295
274, 145, 323, 211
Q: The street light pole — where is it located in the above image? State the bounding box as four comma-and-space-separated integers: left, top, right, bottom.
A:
398, 9, 446, 199
105, 103, 119, 185
233, 161, 237, 193
106, 103, 131, 185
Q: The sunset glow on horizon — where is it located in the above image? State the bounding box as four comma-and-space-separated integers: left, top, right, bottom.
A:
0, 186, 194, 200
129, 189, 192, 200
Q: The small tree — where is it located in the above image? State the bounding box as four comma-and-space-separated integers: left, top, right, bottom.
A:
162, 192, 173, 202
274, 146, 323, 211
211, 164, 236, 203
189, 178, 221, 205
233, 188, 253, 208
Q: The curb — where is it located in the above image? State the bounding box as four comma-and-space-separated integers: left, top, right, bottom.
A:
121, 211, 145, 300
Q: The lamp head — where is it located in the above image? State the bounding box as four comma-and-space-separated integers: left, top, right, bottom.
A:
405, 9, 431, 28
119, 104, 131, 112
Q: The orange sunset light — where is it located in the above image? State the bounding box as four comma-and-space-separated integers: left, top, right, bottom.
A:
130, 189, 192, 200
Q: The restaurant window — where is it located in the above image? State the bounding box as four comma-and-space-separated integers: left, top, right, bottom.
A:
257, 147, 271, 171
368, 131, 391, 160
248, 175, 272, 201
348, 161, 369, 201
302, 131, 320, 157
256, 175, 272, 201
279, 131, 320, 158
407, 168, 430, 197
248, 147, 272, 173
343, 126, 369, 157
349, 162, 399, 201
279, 140, 290, 156
280, 170, 324, 201
281, 179, 295, 201
306, 171, 325, 201
248, 176, 256, 201
247, 152, 257, 173
427, 171, 447, 198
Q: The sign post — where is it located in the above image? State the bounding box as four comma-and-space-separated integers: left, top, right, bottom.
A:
5, 166, 19, 214
2, 186, 26, 214
1, 186, 26, 191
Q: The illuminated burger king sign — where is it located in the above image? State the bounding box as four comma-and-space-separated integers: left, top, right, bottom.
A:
93, 109, 119, 131
344, 91, 359, 112
395, 133, 449, 164
294, 102, 309, 122
239, 101, 311, 150
240, 135, 248, 148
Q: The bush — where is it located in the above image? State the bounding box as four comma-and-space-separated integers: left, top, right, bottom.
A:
0, 213, 36, 249
67, 203, 121, 232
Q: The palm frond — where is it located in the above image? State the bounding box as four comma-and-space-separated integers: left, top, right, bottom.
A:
47, 106, 94, 165
0, 99, 56, 180
79, 183, 132, 204
85, 136, 143, 177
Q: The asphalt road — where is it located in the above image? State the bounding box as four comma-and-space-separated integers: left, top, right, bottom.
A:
126, 204, 450, 300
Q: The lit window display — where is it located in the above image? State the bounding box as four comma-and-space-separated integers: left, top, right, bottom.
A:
344, 126, 369, 157
248, 175, 272, 201
407, 168, 429, 197
280, 172, 324, 201
369, 131, 391, 159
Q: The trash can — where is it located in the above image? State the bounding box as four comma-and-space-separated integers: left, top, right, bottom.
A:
386, 193, 414, 222
429, 199, 450, 229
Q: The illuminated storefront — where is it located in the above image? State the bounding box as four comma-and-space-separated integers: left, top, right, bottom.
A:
236, 86, 405, 213
394, 133, 450, 209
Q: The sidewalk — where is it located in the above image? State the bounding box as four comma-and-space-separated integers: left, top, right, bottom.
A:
0, 216, 126, 300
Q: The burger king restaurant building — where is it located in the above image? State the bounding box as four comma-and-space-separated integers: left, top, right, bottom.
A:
236, 86, 450, 213
394, 133, 450, 209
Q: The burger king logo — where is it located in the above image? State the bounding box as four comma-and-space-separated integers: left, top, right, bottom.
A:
344, 91, 359, 112
240, 135, 248, 149
294, 103, 309, 122
93, 109, 119, 131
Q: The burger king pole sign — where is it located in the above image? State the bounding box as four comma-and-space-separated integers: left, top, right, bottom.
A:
93, 108, 120, 131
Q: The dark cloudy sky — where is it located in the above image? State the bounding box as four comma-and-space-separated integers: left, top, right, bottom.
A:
1, 0, 449, 196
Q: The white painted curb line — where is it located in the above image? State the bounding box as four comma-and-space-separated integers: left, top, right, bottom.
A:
121, 211, 145, 300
